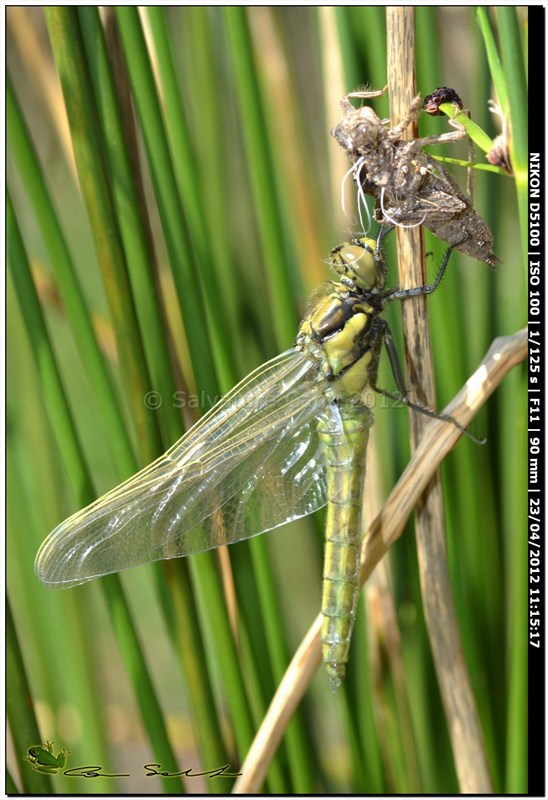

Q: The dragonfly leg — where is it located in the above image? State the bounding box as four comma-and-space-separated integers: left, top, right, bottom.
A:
373, 320, 485, 445
341, 84, 388, 113
409, 128, 467, 149
386, 95, 424, 141
382, 245, 455, 302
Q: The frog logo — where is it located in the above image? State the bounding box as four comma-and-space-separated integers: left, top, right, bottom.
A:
25, 741, 70, 774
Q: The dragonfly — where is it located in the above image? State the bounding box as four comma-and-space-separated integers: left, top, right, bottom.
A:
36, 233, 468, 689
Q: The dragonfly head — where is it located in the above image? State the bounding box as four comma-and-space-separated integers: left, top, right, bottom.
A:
331, 105, 384, 155
329, 237, 386, 291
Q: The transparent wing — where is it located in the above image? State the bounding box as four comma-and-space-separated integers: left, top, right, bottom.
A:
36, 349, 332, 588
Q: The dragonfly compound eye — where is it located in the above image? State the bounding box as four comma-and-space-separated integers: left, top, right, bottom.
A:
337, 240, 377, 290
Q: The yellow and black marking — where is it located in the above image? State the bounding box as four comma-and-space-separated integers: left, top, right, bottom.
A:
296, 237, 386, 400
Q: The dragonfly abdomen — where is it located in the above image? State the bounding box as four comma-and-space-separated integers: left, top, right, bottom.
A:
318, 405, 372, 689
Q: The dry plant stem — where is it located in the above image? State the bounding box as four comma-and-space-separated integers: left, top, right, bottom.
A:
233, 329, 527, 794
387, 9, 492, 794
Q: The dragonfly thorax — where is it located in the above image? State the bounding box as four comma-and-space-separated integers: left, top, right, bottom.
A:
296, 281, 382, 401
